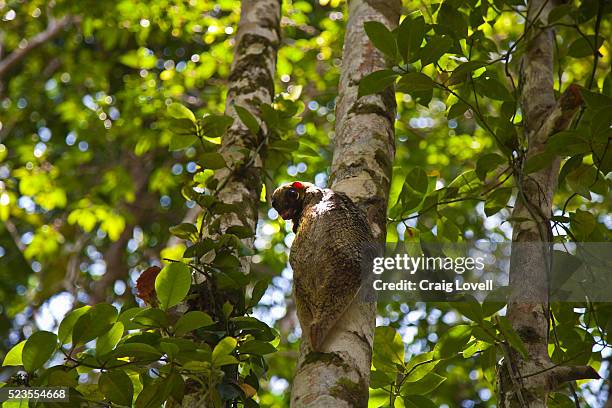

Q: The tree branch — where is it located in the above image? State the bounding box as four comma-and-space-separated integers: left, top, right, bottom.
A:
0, 15, 77, 79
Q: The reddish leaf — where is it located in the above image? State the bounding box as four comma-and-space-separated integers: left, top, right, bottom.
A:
136, 266, 161, 306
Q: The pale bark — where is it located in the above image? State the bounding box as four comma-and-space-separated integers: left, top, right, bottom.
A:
498, 0, 598, 406
209, 0, 281, 256
176, 0, 281, 406
290, 0, 399, 406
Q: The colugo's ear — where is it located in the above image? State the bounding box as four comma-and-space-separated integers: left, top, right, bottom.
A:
292, 181, 305, 190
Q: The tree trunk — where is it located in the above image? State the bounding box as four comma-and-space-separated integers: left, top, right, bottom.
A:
212, 0, 281, 243
177, 0, 281, 406
290, 0, 399, 406
498, 0, 597, 406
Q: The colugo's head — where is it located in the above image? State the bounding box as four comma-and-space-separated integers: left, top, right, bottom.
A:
271, 181, 316, 221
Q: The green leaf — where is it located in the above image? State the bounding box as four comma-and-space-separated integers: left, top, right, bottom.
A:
183, 238, 216, 259
482, 288, 508, 317
169, 223, 199, 241
222, 313, 244, 331
22, 331, 58, 372
481, 346, 497, 383
169, 116, 197, 134
603, 71, 612, 97
558, 155, 583, 185
58, 306, 91, 345
200, 152, 227, 170
213, 354, 239, 367
169, 133, 197, 151
132, 308, 169, 328
118, 307, 144, 331
448, 170, 480, 194
496, 120, 519, 153
370, 370, 395, 389
547, 131, 590, 156
523, 151, 556, 174
111, 343, 163, 361
249, 278, 271, 308
388, 166, 408, 209
435, 325, 472, 358
372, 326, 405, 373
2, 340, 26, 366
119, 48, 156, 69
548, 4, 573, 23
412, 88, 434, 107
234, 105, 260, 135
396, 15, 427, 63
135, 381, 164, 408
225, 225, 254, 238
567, 35, 605, 58
438, 4, 468, 39
472, 322, 498, 345
214, 252, 242, 271
100, 370, 134, 406
155, 263, 192, 311
590, 105, 612, 139
269, 139, 299, 152
566, 164, 596, 199
449, 61, 488, 85
358, 69, 398, 97
397, 73, 435, 94
72, 303, 118, 346
160, 342, 180, 360
496, 316, 528, 358
550, 250, 584, 296
167, 103, 196, 123
200, 114, 233, 138
463, 340, 490, 358
420, 35, 453, 66
239, 340, 276, 355
484, 187, 512, 216
212, 337, 237, 367
403, 395, 437, 408
401, 373, 446, 395
364, 21, 398, 60
476, 153, 506, 180
447, 102, 469, 119
404, 351, 439, 382
44, 366, 78, 387
260, 103, 280, 127
570, 209, 597, 240
406, 167, 429, 195
96, 322, 124, 356
548, 392, 577, 408
452, 295, 484, 322
174, 311, 214, 336
166, 371, 186, 404
474, 75, 513, 101
580, 88, 612, 108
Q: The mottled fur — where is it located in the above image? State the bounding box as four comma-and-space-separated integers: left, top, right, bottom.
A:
272, 182, 375, 350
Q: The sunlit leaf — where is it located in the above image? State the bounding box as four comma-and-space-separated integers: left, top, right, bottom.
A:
23, 331, 58, 372
364, 21, 398, 61
155, 263, 192, 310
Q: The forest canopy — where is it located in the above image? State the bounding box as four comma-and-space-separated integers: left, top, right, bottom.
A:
0, 0, 610, 407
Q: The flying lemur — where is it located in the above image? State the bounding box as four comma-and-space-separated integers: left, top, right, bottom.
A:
271, 181, 376, 351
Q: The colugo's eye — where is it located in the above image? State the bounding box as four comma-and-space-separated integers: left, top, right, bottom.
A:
287, 188, 298, 199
